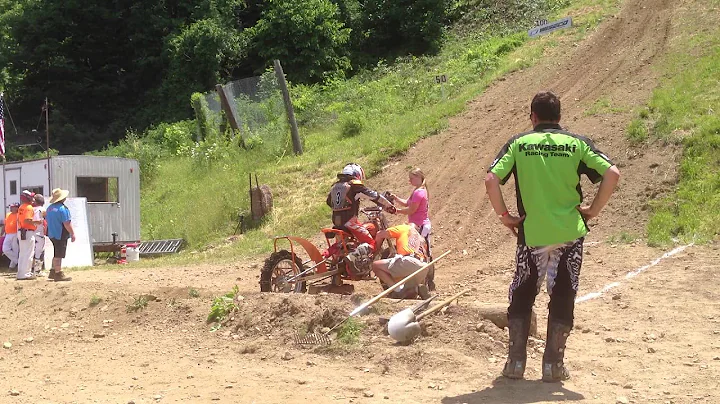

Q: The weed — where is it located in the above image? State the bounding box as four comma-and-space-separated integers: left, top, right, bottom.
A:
339, 112, 365, 137
188, 288, 200, 298
126, 295, 149, 313
207, 285, 240, 324
626, 119, 648, 145
89, 295, 102, 307
336, 317, 366, 345
608, 232, 638, 244
584, 97, 628, 116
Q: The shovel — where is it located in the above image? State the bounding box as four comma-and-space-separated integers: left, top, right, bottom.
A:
388, 288, 471, 343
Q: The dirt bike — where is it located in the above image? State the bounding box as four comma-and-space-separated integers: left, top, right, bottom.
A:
260, 205, 396, 295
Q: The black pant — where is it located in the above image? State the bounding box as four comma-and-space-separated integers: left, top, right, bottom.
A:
507, 238, 583, 327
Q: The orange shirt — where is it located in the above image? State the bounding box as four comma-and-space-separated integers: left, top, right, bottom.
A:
386, 224, 427, 260
4, 212, 18, 234
18, 203, 36, 231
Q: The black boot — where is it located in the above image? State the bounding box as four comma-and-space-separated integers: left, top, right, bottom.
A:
502, 315, 531, 379
542, 320, 572, 382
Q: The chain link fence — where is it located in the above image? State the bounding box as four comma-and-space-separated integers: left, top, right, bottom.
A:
192, 70, 291, 154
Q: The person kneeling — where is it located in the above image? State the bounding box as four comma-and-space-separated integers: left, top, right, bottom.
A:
372, 223, 430, 300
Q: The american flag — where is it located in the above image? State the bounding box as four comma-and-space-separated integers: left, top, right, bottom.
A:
0, 93, 5, 156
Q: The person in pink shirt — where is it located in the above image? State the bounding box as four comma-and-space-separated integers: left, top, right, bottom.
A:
388, 168, 435, 290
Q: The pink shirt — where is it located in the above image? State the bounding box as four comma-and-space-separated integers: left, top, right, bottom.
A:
407, 188, 430, 228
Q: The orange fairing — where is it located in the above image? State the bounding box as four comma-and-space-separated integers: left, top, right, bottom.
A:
273, 236, 327, 273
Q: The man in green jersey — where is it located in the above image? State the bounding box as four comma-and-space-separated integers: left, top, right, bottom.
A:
485, 91, 621, 382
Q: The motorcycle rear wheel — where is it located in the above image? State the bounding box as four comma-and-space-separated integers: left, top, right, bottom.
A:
260, 250, 307, 293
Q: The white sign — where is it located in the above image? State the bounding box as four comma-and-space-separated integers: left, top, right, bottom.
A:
43, 197, 94, 268
434, 74, 448, 84
528, 17, 572, 37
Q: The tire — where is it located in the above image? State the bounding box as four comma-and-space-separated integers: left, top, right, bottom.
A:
260, 250, 307, 293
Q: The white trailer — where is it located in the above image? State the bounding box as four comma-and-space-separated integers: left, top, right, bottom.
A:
1, 155, 140, 245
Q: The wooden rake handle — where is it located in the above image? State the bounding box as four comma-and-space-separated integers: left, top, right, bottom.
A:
416, 288, 472, 321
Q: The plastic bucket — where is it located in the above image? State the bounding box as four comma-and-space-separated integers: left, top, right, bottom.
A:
126, 243, 140, 262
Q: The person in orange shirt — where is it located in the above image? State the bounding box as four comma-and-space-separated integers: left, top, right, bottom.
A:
2, 203, 20, 268
372, 223, 430, 299
17, 190, 42, 280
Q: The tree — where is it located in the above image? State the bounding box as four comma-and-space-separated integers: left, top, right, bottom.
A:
248, 0, 351, 83
0, 0, 213, 153
358, 0, 447, 60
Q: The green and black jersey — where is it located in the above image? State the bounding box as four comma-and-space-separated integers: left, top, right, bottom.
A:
489, 123, 613, 247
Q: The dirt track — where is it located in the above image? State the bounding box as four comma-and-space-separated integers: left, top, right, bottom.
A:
2, 0, 719, 403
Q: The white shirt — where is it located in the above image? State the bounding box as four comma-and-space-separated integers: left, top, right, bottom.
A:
33, 206, 45, 235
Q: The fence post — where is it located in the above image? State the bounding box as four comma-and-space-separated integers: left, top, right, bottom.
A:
273, 60, 303, 155
215, 84, 244, 147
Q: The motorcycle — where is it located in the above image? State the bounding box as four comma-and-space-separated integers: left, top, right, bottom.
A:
259, 205, 395, 295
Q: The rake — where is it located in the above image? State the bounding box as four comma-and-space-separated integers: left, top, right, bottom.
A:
293, 331, 332, 345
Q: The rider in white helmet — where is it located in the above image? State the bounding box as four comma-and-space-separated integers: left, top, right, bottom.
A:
327, 163, 396, 251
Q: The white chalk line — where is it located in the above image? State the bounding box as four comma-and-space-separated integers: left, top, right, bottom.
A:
575, 243, 694, 303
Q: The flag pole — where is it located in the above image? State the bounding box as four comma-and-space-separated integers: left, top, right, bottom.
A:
2, 154, 6, 215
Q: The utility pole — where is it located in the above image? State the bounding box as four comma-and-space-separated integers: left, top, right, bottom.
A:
44, 98, 51, 191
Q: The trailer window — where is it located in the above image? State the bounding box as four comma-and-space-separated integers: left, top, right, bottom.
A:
23, 186, 44, 196
9, 181, 17, 195
77, 177, 119, 203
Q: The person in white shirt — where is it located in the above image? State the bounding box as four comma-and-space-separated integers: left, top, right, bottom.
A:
33, 194, 47, 274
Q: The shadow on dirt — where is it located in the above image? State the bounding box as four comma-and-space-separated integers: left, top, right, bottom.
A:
442, 376, 584, 403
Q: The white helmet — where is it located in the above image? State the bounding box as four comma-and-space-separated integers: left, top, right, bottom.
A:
341, 163, 365, 180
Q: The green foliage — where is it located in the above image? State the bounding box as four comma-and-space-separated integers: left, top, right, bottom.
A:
144, 121, 197, 156
339, 112, 365, 137
647, 36, 720, 246
336, 317, 365, 344
626, 119, 648, 145
89, 295, 102, 307
248, 0, 351, 83
191, 92, 220, 140
356, 0, 447, 61
126, 295, 149, 313
93, 131, 163, 184
447, 0, 571, 35
1, 0, 568, 156
189, 288, 200, 298
207, 286, 240, 323
585, 97, 628, 116
162, 17, 249, 117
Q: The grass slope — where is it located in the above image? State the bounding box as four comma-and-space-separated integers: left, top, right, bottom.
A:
640, 4, 720, 245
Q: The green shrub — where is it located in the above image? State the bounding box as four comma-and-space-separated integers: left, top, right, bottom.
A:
95, 130, 163, 184
207, 286, 240, 324
339, 112, 365, 137
336, 317, 365, 345
626, 119, 648, 144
